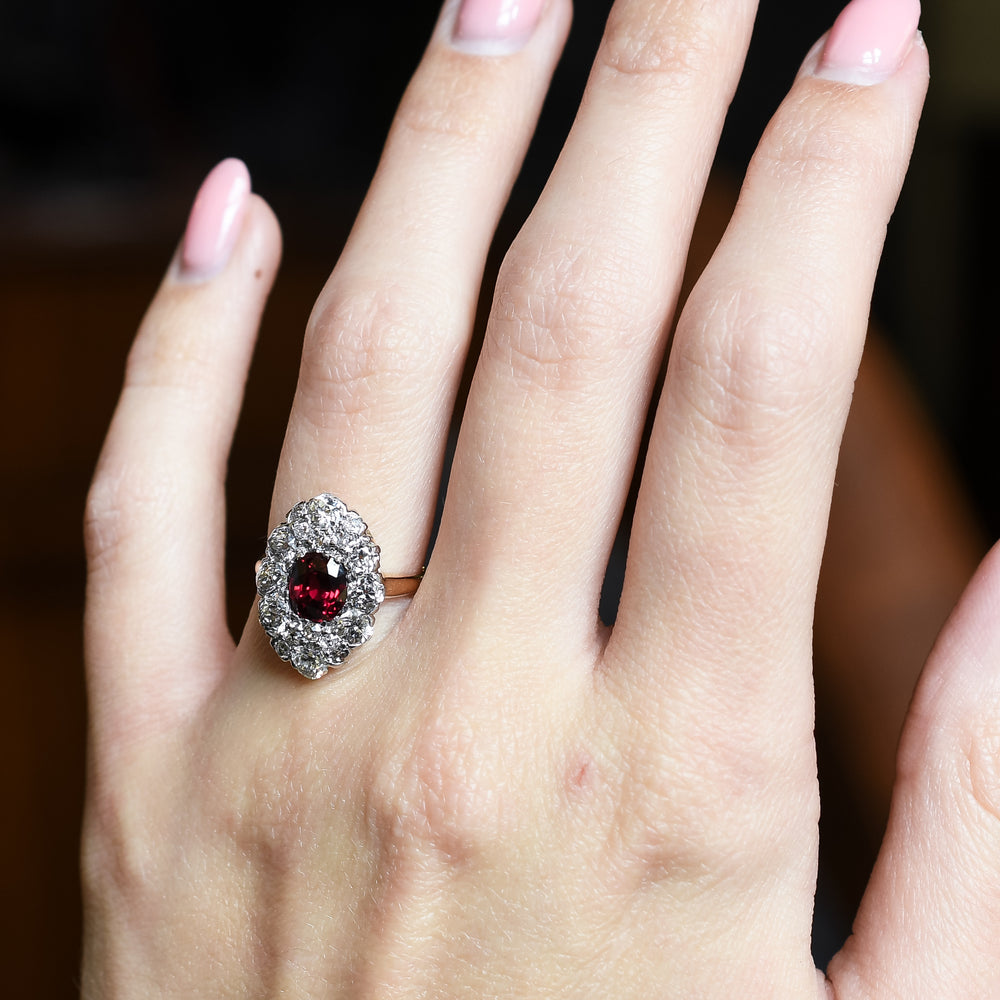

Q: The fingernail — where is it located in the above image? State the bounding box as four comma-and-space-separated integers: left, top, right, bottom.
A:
180, 158, 251, 278
452, 0, 545, 54
816, 0, 921, 85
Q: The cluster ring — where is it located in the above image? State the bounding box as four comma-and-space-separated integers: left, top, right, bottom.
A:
255, 494, 421, 679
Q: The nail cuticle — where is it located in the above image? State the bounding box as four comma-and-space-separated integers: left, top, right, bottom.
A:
450, 0, 546, 54
813, 0, 921, 86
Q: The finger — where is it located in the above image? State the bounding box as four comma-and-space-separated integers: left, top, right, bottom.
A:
271, 0, 571, 577
826, 540, 1000, 998
611, 2, 928, 780
434, 0, 759, 661
85, 160, 281, 729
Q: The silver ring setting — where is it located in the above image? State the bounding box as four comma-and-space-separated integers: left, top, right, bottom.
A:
256, 494, 385, 679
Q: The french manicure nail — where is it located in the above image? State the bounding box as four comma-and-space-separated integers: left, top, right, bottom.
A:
452, 0, 546, 53
816, 0, 921, 85
180, 158, 251, 278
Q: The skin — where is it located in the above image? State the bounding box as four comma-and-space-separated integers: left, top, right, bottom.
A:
83, 1, 1000, 997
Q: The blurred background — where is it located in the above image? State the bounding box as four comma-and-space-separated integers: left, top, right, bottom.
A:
0, 1, 997, 995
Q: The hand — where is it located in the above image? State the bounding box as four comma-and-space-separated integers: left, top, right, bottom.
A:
83, 0, 1000, 996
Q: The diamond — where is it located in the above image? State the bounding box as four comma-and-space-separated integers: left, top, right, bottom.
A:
290, 639, 333, 679
267, 525, 292, 556
351, 576, 385, 615
349, 538, 380, 573
290, 519, 316, 544
293, 657, 328, 680
337, 609, 374, 647
258, 598, 285, 630
271, 634, 296, 660
255, 559, 283, 597
321, 635, 351, 665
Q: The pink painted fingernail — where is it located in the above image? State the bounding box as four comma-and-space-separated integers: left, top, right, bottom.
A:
452, 0, 546, 53
816, 0, 921, 84
180, 158, 251, 278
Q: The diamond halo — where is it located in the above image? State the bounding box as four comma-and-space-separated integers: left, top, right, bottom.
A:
256, 494, 384, 679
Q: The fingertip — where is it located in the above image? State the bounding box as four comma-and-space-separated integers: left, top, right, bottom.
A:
436, 0, 572, 57
449, 0, 546, 54
808, 0, 922, 86
906, 540, 1000, 734
234, 192, 284, 287
833, 540, 1000, 998
177, 158, 252, 280
889, 542, 1000, 863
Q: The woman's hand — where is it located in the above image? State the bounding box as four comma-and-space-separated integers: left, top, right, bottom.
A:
83, 0, 1000, 996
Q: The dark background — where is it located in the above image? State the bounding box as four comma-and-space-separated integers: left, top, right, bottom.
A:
0, 1, 997, 995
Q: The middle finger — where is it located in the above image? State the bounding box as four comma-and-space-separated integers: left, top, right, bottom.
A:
436, 0, 759, 657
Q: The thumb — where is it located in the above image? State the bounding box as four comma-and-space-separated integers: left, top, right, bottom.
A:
827, 540, 1000, 998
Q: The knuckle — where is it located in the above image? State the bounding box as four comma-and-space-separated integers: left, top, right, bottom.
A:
125, 318, 215, 397
957, 713, 1000, 829
486, 316, 592, 397
365, 683, 531, 864
674, 281, 845, 454
757, 94, 891, 195
368, 739, 500, 865
619, 738, 816, 891
81, 778, 167, 906
84, 472, 123, 572
487, 235, 647, 395
220, 739, 319, 876
607, 689, 819, 891
84, 458, 173, 573
393, 54, 509, 151
598, 0, 721, 87
301, 283, 450, 425
905, 680, 1000, 834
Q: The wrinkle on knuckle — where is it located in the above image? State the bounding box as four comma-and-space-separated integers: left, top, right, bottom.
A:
394, 55, 509, 151
488, 237, 642, 395
225, 749, 320, 877
757, 98, 889, 196
489, 320, 594, 397
614, 751, 696, 877
301, 286, 451, 425
390, 50, 517, 150
674, 282, 842, 453
597, 1, 720, 88
126, 322, 216, 396
365, 685, 530, 866
621, 776, 812, 897
957, 714, 1000, 830
84, 474, 124, 573
369, 735, 501, 866
81, 802, 146, 902
84, 460, 175, 573
611, 694, 817, 891
615, 778, 738, 897
81, 767, 181, 906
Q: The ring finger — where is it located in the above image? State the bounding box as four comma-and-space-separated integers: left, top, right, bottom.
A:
432, 0, 759, 667
272, 0, 571, 577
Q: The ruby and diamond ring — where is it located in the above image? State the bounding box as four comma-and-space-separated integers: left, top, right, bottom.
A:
256, 494, 420, 679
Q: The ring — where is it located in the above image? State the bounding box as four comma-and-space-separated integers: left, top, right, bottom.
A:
255, 494, 422, 679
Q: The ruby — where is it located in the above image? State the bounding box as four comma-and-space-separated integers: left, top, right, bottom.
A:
288, 552, 347, 622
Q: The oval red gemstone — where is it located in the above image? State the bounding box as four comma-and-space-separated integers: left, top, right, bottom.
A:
288, 552, 347, 622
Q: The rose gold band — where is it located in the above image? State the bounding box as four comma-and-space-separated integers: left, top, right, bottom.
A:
383, 571, 424, 598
